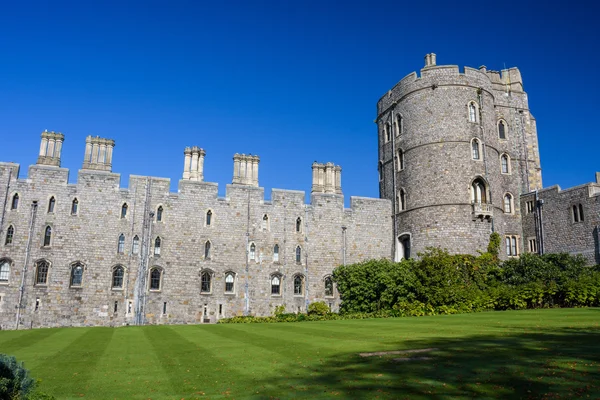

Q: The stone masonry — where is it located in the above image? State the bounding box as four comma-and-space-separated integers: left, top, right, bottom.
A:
0, 135, 392, 329
377, 54, 542, 260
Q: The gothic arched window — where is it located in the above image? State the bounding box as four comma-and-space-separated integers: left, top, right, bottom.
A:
5, 225, 14, 245
43, 226, 52, 247
200, 271, 212, 293
70, 262, 84, 287
293, 275, 304, 296
47, 197, 55, 213
112, 266, 124, 289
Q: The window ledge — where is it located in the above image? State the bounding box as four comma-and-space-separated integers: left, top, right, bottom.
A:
224, 292, 236, 296
0, 282, 9, 286
69, 286, 83, 289
200, 292, 212, 296
148, 289, 162, 293
111, 288, 124, 291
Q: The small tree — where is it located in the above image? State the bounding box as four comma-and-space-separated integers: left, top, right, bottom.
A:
487, 232, 501, 259
307, 301, 330, 316
0, 354, 35, 400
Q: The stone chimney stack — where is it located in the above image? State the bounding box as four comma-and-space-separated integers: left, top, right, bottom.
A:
37, 130, 65, 167
232, 154, 260, 187
311, 162, 342, 194
424, 53, 437, 68
82, 135, 116, 172
182, 146, 206, 181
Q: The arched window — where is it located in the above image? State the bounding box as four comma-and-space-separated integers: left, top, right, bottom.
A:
271, 275, 281, 295
378, 161, 383, 182
262, 214, 269, 231
296, 217, 302, 233
149, 268, 162, 290
471, 178, 487, 204
71, 198, 79, 215
43, 226, 52, 247
505, 235, 519, 256
399, 189, 407, 211
154, 237, 161, 256
70, 262, 84, 287
206, 210, 212, 226
112, 266, 124, 289
295, 246, 302, 264
225, 272, 235, 293
35, 260, 49, 285
249, 243, 256, 261
121, 203, 128, 219
5, 225, 14, 245
385, 123, 391, 142
293, 275, 305, 296
397, 149, 404, 171
399, 235, 411, 260
501, 154, 510, 174
471, 138, 480, 160
47, 197, 55, 213
200, 271, 211, 293
396, 114, 403, 136
156, 206, 163, 222
273, 244, 280, 262
118, 234, 125, 254
0, 259, 10, 283
498, 120, 507, 139
11, 194, 19, 210
579, 204, 585, 222
504, 193, 513, 213
204, 241, 211, 259
324, 276, 334, 297
132, 235, 140, 255
468, 102, 478, 122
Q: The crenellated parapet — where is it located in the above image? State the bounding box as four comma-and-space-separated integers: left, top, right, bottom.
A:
37, 130, 65, 167
82, 135, 115, 172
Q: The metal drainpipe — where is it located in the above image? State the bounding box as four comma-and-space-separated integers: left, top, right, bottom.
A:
390, 104, 398, 260
244, 189, 250, 316
0, 168, 12, 241
304, 206, 309, 312
15, 201, 38, 330
342, 226, 347, 266
478, 89, 494, 232
537, 194, 545, 255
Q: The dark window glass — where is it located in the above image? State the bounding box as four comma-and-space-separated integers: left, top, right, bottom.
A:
201, 271, 211, 293
150, 268, 161, 290
43, 226, 52, 247
271, 276, 281, 295
121, 204, 128, 219
206, 210, 212, 226
132, 236, 140, 254
579, 204, 584, 222
324, 277, 334, 297
204, 241, 211, 259
156, 206, 163, 222
11, 194, 19, 210
5, 226, 14, 245
225, 273, 234, 293
296, 217, 302, 232
294, 275, 304, 295
48, 197, 55, 213
112, 266, 124, 288
498, 121, 506, 139
35, 261, 49, 285
296, 246, 301, 263
71, 199, 78, 215
70, 263, 83, 287
154, 237, 161, 255
118, 234, 125, 254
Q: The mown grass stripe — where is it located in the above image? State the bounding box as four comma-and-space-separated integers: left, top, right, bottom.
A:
143, 325, 252, 398
34, 328, 115, 398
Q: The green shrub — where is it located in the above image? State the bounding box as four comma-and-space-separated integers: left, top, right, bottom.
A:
307, 301, 329, 316
0, 354, 36, 400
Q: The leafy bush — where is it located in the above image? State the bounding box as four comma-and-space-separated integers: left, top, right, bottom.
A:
0, 354, 35, 400
307, 301, 329, 316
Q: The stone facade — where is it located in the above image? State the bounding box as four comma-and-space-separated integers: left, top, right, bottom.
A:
376, 54, 542, 260
0, 136, 392, 329
521, 174, 600, 265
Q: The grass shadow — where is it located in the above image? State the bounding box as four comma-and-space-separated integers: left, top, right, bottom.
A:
257, 326, 600, 399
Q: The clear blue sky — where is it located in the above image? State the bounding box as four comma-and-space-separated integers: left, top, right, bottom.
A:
1, 1, 599, 202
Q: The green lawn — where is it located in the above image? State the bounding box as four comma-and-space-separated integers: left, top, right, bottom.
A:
1, 309, 599, 399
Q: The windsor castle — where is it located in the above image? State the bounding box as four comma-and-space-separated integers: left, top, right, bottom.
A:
1, 54, 598, 329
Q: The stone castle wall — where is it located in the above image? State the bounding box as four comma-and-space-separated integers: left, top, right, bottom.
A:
0, 153, 392, 329
521, 176, 600, 265
376, 55, 542, 259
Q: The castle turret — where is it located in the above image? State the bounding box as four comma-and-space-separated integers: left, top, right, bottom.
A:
82, 135, 115, 172
37, 130, 64, 167
182, 146, 206, 181
232, 154, 259, 187
377, 54, 542, 261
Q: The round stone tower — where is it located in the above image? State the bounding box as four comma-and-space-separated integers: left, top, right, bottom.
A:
377, 54, 542, 260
